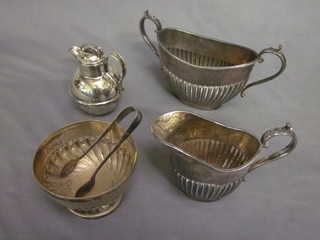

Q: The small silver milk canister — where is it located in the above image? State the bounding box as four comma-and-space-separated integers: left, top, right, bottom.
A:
69, 43, 126, 115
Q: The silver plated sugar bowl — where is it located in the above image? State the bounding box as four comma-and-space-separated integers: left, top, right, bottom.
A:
140, 11, 286, 110
69, 43, 126, 115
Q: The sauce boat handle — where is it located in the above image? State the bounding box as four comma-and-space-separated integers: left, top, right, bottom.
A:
240, 45, 286, 97
139, 10, 162, 58
249, 123, 297, 172
105, 51, 127, 87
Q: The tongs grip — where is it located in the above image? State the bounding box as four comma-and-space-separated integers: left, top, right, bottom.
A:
74, 106, 142, 197
89, 106, 142, 178
87, 106, 142, 157
59, 106, 142, 178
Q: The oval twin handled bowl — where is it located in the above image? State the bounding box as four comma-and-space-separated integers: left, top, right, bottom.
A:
140, 10, 286, 110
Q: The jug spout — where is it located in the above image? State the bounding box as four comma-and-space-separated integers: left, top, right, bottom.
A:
69, 46, 81, 58
69, 44, 107, 78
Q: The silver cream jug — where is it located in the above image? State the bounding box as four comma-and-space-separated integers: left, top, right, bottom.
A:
151, 111, 297, 201
69, 43, 126, 115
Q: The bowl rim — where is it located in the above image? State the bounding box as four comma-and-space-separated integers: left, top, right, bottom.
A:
151, 110, 262, 173
157, 27, 259, 70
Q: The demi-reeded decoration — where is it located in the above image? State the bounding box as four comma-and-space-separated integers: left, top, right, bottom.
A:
174, 169, 242, 201
151, 111, 297, 201
163, 65, 246, 109
172, 138, 247, 200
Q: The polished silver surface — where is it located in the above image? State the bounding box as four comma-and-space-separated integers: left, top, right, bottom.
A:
33, 108, 141, 219
69, 43, 126, 115
140, 10, 286, 110
151, 111, 297, 201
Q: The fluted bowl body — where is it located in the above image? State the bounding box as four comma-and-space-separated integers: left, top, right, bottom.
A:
33, 120, 137, 218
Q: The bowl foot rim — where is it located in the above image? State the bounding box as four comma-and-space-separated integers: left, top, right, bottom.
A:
68, 193, 124, 219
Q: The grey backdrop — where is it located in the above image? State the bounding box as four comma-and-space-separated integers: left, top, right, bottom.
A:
1, 1, 319, 239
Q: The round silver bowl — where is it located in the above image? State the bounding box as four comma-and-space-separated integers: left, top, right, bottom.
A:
33, 120, 137, 219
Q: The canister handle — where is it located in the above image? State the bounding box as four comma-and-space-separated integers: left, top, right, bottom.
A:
240, 45, 286, 97
105, 51, 127, 88
139, 10, 162, 58
249, 123, 297, 172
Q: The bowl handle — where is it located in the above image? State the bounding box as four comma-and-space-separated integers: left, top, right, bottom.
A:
249, 123, 297, 172
139, 10, 162, 58
240, 45, 286, 97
